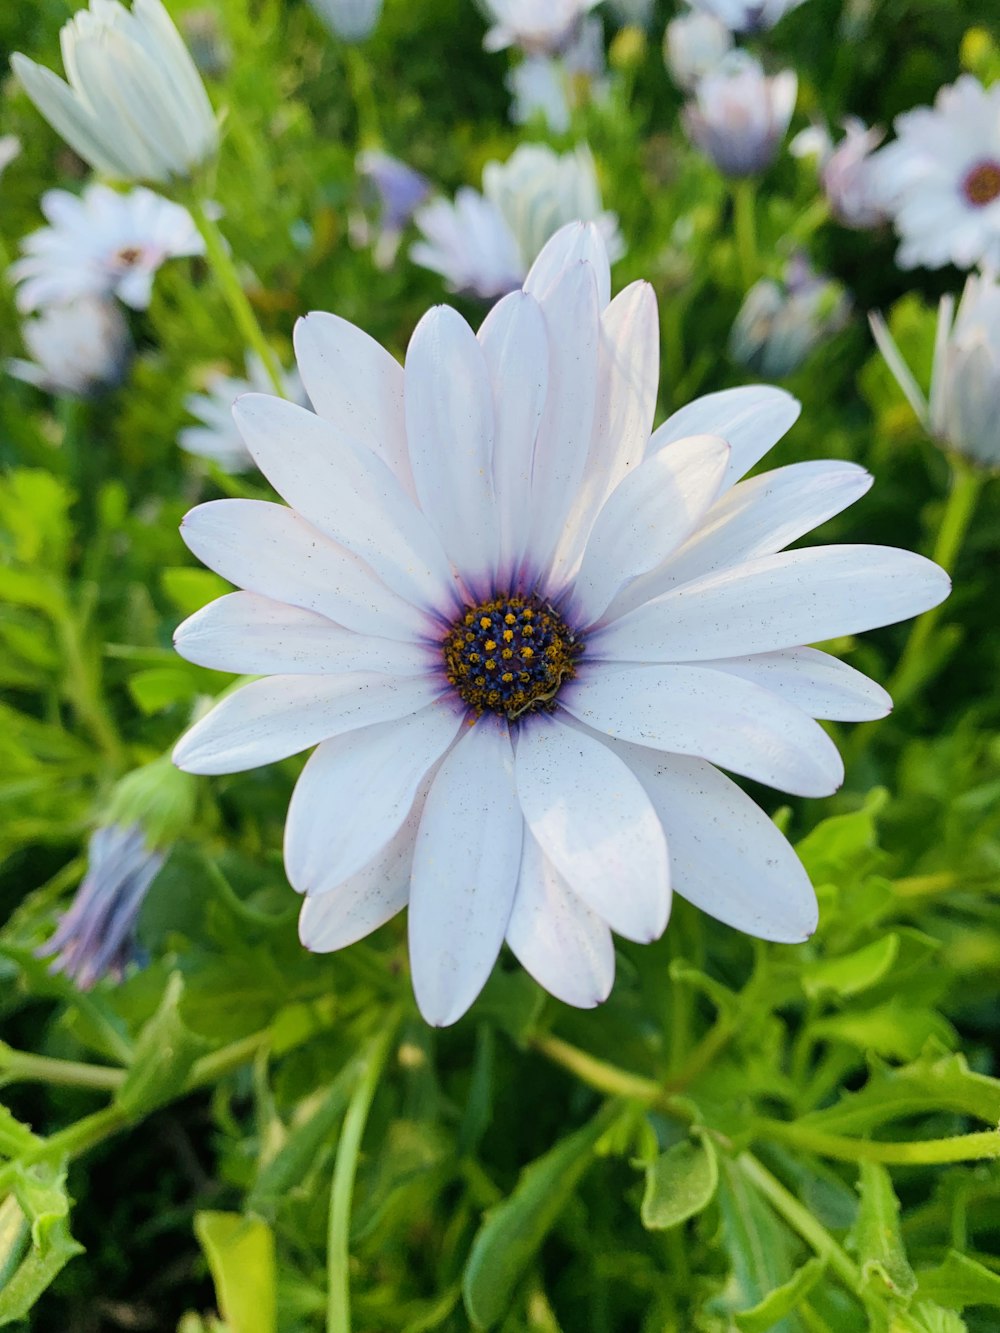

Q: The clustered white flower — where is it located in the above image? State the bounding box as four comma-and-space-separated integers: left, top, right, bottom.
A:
729, 255, 850, 378
482, 0, 602, 56
10, 183, 204, 313
683, 52, 797, 178
871, 271, 1000, 471
791, 118, 887, 231
412, 143, 623, 300
506, 18, 608, 134
664, 11, 732, 92
12, 0, 218, 185
172, 224, 948, 1026
684, 0, 809, 33
7, 297, 132, 397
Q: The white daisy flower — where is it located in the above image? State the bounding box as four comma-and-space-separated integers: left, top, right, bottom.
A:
684, 0, 808, 32
872, 76, 1000, 271
10, 183, 204, 314
871, 271, 1000, 470
306, 0, 384, 43
730, 255, 850, 378
172, 223, 949, 1026
683, 53, 797, 179
791, 118, 887, 231
664, 11, 732, 93
8, 296, 131, 397
507, 19, 608, 134
482, 0, 602, 56
180, 352, 310, 473
11, 0, 218, 185
412, 144, 623, 300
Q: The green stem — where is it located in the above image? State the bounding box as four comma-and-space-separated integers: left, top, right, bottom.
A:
189, 198, 285, 396
739, 1154, 861, 1293
327, 1012, 401, 1333
887, 458, 983, 708
0, 1047, 124, 1092
732, 178, 759, 290
53, 600, 123, 768
755, 1118, 1000, 1165
344, 45, 381, 151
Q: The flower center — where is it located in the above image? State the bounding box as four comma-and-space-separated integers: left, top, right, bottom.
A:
962, 160, 1000, 208
442, 593, 581, 721
114, 245, 144, 267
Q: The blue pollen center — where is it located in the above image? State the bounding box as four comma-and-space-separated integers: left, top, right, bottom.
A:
442, 593, 582, 720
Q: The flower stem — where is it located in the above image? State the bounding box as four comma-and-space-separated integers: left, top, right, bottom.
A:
327, 1012, 402, 1333
0, 1045, 125, 1092
732, 178, 759, 290
344, 46, 381, 151
755, 1117, 1000, 1165
887, 458, 983, 708
189, 197, 285, 396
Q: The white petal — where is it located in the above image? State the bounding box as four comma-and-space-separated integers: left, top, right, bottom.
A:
523, 220, 611, 309
593, 546, 951, 663
699, 647, 891, 721
298, 800, 424, 953
552, 282, 661, 580
571, 435, 730, 626
526, 261, 601, 578
293, 312, 413, 493
515, 717, 670, 942
649, 386, 801, 490
172, 672, 444, 775
409, 719, 523, 1026
506, 832, 615, 1008
285, 705, 462, 894
478, 290, 549, 579
10, 57, 129, 177
562, 662, 844, 798
620, 746, 817, 942
868, 312, 930, 426
607, 460, 874, 618
233, 395, 458, 615
404, 306, 497, 594
174, 592, 437, 676
179, 499, 431, 643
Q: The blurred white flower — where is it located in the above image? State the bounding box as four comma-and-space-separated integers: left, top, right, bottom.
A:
180, 352, 310, 472
10, 183, 204, 314
412, 143, 623, 300
685, 0, 808, 32
872, 76, 1000, 271
180, 8, 232, 78
0, 135, 21, 179
664, 11, 732, 92
607, 0, 654, 24
730, 255, 850, 377
871, 272, 1000, 469
507, 18, 608, 134
8, 296, 131, 397
11, 0, 218, 184
482, 0, 602, 56
172, 222, 948, 1025
683, 53, 797, 178
306, 0, 383, 42
791, 117, 886, 229
356, 150, 430, 267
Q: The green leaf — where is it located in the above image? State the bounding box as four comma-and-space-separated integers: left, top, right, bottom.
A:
640, 1131, 718, 1230
0, 1161, 84, 1326
717, 1158, 800, 1328
810, 999, 954, 1061
915, 1251, 1000, 1311
735, 1257, 828, 1333
855, 1162, 917, 1303
194, 1212, 276, 1333
116, 973, 208, 1118
161, 567, 232, 617
0, 1102, 41, 1159
463, 1101, 621, 1329
128, 666, 201, 715
795, 791, 889, 887
802, 935, 900, 999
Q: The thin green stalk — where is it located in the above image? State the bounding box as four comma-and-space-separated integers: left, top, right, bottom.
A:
732, 178, 759, 290
327, 1012, 402, 1333
344, 45, 381, 151
53, 597, 123, 769
887, 458, 983, 708
739, 1153, 861, 1293
755, 1117, 1000, 1166
0, 1047, 125, 1093
189, 197, 285, 395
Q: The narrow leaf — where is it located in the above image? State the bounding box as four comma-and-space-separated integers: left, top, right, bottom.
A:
194, 1211, 276, 1333
855, 1161, 917, 1301
735, 1257, 828, 1332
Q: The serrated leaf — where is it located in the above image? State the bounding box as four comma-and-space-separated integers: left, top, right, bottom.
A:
0, 1161, 83, 1325
194, 1212, 276, 1333
735, 1257, 828, 1332
0, 1103, 41, 1159
856, 1162, 916, 1302
811, 999, 954, 1061
915, 1251, 1000, 1311
463, 1101, 621, 1329
116, 973, 208, 1118
802, 935, 900, 999
640, 1131, 718, 1230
